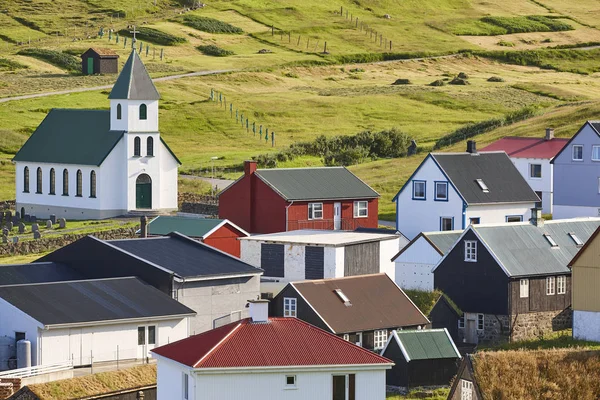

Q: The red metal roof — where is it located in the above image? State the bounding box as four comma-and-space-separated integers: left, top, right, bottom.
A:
152, 317, 392, 368
480, 137, 568, 159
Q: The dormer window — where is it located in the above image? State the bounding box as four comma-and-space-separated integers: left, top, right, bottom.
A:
334, 289, 351, 306
475, 179, 489, 193
139, 104, 147, 120
544, 234, 558, 248
569, 233, 583, 246
116, 103, 122, 120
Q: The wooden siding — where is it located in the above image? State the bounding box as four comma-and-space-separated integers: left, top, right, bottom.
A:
510, 276, 571, 314
202, 223, 245, 258
571, 233, 600, 311
287, 199, 378, 231
430, 298, 460, 344
344, 242, 380, 276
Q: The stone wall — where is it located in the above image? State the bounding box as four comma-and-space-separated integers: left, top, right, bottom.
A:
0, 227, 138, 257
178, 192, 218, 216
510, 308, 572, 342
0, 377, 21, 400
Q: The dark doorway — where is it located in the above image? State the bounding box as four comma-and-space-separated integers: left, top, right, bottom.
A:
136, 174, 152, 209
333, 375, 345, 400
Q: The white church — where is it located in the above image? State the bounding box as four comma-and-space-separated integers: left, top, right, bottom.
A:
13, 50, 180, 219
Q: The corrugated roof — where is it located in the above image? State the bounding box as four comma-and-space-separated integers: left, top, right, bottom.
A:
240, 229, 399, 247
474, 219, 600, 277
145, 216, 247, 238
481, 137, 568, 159
423, 231, 462, 255
291, 274, 429, 333
0, 262, 83, 285
0, 277, 195, 326
255, 167, 379, 201
432, 152, 540, 205
393, 329, 460, 361
152, 317, 393, 368
12, 109, 124, 166
109, 232, 261, 278
109, 50, 160, 100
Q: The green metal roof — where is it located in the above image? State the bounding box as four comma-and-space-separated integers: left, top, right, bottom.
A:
423, 231, 462, 255
395, 329, 460, 361
109, 50, 160, 100
255, 167, 379, 201
147, 217, 240, 237
12, 109, 124, 166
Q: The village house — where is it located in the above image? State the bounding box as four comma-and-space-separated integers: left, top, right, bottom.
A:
569, 225, 600, 342
219, 161, 380, 233
552, 121, 600, 219
141, 215, 249, 257
392, 230, 462, 291
271, 274, 429, 351
13, 50, 179, 220
481, 129, 568, 214
38, 232, 263, 335
446, 355, 482, 400
80, 48, 119, 75
0, 277, 195, 368
393, 141, 540, 239
239, 229, 406, 295
433, 212, 600, 344
381, 328, 461, 389
152, 300, 393, 400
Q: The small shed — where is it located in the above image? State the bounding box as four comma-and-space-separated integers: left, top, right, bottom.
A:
381, 328, 460, 389
429, 294, 462, 344
81, 48, 119, 75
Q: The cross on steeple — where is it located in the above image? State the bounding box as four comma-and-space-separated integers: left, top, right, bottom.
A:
129, 25, 139, 49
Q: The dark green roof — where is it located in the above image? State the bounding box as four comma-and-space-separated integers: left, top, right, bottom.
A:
12, 109, 124, 166
146, 217, 245, 237
394, 329, 460, 361
255, 167, 379, 201
109, 50, 160, 100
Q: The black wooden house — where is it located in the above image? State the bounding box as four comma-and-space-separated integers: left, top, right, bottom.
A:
81, 48, 119, 75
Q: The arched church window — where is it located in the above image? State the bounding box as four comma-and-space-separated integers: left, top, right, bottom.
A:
147, 137, 154, 156
76, 170, 82, 197
63, 169, 69, 196
49, 168, 55, 195
139, 104, 147, 120
134, 137, 141, 156
36, 167, 42, 194
23, 167, 29, 193
90, 171, 97, 198
117, 104, 122, 120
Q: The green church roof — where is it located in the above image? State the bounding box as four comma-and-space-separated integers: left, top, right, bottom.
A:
109, 50, 160, 100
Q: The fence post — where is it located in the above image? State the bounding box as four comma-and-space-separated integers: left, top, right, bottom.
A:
271, 25, 274, 35
356, 18, 358, 28
90, 351, 93, 374
323, 41, 327, 53
288, 32, 291, 43
390, 40, 392, 51
297, 35, 301, 46
117, 345, 119, 370
340, 6, 342, 15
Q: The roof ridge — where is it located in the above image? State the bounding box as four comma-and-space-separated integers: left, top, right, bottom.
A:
292, 273, 385, 285
257, 166, 345, 171
0, 275, 136, 288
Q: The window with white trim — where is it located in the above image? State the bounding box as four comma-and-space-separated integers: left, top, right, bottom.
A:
546, 276, 556, 295
285, 375, 296, 388
283, 297, 297, 317
477, 314, 484, 331
573, 145, 583, 161
461, 380, 473, 400
308, 203, 323, 220
353, 201, 368, 218
529, 164, 542, 178
506, 215, 523, 223
413, 181, 426, 200
343, 334, 350, 341
435, 181, 448, 201
458, 315, 465, 329
183, 373, 189, 400
440, 217, 453, 231
520, 279, 529, 298
374, 330, 388, 350
557, 276, 566, 294
593, 145, 600, 161
464, 240, 477, 262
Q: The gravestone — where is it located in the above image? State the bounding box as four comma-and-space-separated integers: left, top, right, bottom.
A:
46, 220, 53, 229
12, 236, 18, 244
12, 215, 19, 225
24, 214, 30, 223
4, 211, 10, 221
58, 218, 66, 229
33, 231, 41, 240
50, 214, 57, 224
1, 235, 6, 244
31, 216, 37, 223
31, 223, 39, 232
2, 228, 8, 237
15, 212, 20, 220
18, 222, 25, 234
6, 221, 13, 231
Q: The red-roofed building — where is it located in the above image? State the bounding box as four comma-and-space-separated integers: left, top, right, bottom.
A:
152, 300, 393, 400
481, 129, 568, 214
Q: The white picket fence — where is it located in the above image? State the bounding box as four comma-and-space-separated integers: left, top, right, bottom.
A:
0, 361, 73, 379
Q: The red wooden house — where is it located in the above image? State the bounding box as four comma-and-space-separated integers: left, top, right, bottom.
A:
219, 161, 380, 234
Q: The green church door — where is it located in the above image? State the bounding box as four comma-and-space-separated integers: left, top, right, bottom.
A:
136, 174, 152, 209
86, 58, 94, 75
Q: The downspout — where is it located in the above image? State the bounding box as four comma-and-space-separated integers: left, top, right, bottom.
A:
462, 201, 467, 229
285, 201, 294, 232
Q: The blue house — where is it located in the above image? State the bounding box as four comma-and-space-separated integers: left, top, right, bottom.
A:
552, 121, 600, 219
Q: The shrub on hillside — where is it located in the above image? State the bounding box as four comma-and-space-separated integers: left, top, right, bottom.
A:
17, 48, 80, 72
487, 76, 505, 82
457, 72, 469, 79
429, 79, 445, 86
197, 44, 234, 57
0, 58, 27, 71
482, 15, 573, 34
392, 78, 411, 85
449, 77, 469, 85
118, 27, 187, 46
181, 15, 243, 34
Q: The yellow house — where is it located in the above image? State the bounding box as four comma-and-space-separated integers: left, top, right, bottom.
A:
570, 226, 600, 342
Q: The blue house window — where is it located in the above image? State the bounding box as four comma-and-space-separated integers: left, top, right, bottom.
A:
440, 217, 453, 231
434, 181, 448, 201
573, 145, 583, 161
412, 181, 426, 200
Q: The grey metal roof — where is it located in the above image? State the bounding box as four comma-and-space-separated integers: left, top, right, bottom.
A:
0, 277, 195, 326
0, 262, 83, 285
423, 231, 462, 255
432, 152, 540, 205
474, 219, 600, 277
109, 232, 262, 278
255, 167, 379, 201
12, 110, 124, 166
108, 50, 160, 100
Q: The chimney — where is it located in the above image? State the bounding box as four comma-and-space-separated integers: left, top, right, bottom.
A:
244, 160, 257, 176
530, 208, 544, 227
466, 140, 477, 154
545, 128, 555, 141
140, 215, 148, 238
247, 299, 269, 323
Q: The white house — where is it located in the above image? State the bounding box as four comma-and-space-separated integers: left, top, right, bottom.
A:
152, 300, 393, 400
393, 141, 540, 239
239, 229, 407, 296
13, 50, 180, 220
481, 129, 568, 214
0, 277, 194, 368
392, 230, 462, 291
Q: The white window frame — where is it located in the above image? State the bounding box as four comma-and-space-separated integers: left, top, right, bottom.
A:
283, 297, 297, 317
464, 240, 477, 262
529, 163, 542, 179
434, 181, 448, 201
477, 314, 484, 331
412, 180, 426, 200
458, 315, 465, 329
569, 232, 583, 246
593, 145, 600, 161
308, 202, 323, 220
285, 375, 297, 389
520, 279, 529, 298
557, 276, 566, 295
353, 201, 368, 218
343, 333, 350, 341
374, 330, 388, 350
461, 379, 473, 400
505, 215, 523, 223
440, 217, 453, 231
573, 144, 583, 161
546, 276, 556, 295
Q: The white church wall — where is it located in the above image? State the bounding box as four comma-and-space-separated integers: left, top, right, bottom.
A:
159, 141, 179, 210
126, 132, 163, 211
99, 138, 128, 212
110, 100, 158, 133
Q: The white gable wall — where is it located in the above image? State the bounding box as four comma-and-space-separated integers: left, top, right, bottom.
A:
510, 157, 552, 214
0, 297, 42, 370
466, 203, 536, 224
110, 100, 159, 132
394, 236, 442, 291
98, 137, 128, 212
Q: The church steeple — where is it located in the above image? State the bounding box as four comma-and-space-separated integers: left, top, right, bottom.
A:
109, 50, 160, 132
